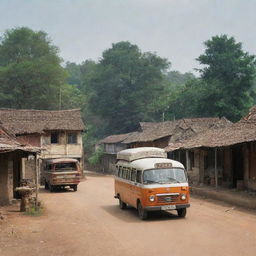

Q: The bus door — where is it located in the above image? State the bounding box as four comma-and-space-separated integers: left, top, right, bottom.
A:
129, 169, 142, 208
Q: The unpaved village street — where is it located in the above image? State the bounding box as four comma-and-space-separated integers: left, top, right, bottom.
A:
1, 172, 256, 256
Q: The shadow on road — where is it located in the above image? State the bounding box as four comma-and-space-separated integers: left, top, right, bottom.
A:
101, 204, 182, 223
39, 187, 75, 194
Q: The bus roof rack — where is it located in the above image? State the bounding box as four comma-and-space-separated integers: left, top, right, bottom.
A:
117, 147, 167, 162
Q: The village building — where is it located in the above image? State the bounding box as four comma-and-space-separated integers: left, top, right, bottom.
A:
0, 125, 39, 205
122, 118, 230, 149
165, 106, 256, 191
99, 133, 132, 173
99, 117, 230, 173
0, 109, 85, 172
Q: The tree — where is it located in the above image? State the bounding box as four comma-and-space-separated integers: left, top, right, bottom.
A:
0, 27, 67, 109
84, 41, 170, 135
65, 61, 82, 88
197, 35, 256, 121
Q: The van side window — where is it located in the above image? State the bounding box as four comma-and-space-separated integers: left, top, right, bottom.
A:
46, 164, 52, 171
131, 169, 136, 182
136, 170, 142, 183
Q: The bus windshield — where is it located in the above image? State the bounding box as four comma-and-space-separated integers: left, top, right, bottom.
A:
143, 168, 187, 184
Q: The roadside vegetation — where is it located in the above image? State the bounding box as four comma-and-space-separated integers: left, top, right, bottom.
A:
0, 27, 255, 156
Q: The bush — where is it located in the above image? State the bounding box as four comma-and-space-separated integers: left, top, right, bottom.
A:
88, 146, 104, 166
24, 198, 44, 217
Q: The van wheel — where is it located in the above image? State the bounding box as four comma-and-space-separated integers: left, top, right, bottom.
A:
138, 202, 148, 220
119, 197, 126, 210
49, 184, 55, 192
44, 181, 49, 190
177, 208, 187, 218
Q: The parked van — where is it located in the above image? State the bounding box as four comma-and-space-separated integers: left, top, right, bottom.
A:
42, 158, 81, 192
114, 147, 190, 220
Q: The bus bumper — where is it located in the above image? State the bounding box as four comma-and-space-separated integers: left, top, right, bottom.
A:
144, 204, 190, 212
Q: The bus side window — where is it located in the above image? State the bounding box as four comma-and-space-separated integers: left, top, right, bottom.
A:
126, 168, 131, 180
117, 166, 122, 177
131, 169, 136, 182
136, 170, 142, 183
122, 168, 127, 179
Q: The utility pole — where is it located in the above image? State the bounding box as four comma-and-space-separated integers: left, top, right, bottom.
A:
59, 85, 62, 110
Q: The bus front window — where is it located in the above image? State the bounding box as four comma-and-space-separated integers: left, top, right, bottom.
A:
143, 168, 187, 184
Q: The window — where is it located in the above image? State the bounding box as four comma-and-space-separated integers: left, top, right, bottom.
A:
46, 164, 53, 171
136, 170, 142, 183
131, 169, 137, 181
54, 162, 77, 172
122, 168, 127, 179
68, 133, 77, 144
51, 133, 58, 144
126, 168, 131, 180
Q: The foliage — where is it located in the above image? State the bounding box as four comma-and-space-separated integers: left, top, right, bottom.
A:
166, 71, 195, 88
0, 27, 67, 109
83, 41, 170, 136
24, 199, 44, 217
65, 61, 82, 87
165, 78, 205, 120
88, 146, 104, 165
196, 35, 256, 121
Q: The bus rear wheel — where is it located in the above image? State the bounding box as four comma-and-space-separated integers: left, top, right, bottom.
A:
138, 202, 148, 220
177, 208, 187, 218
119, 197, 127, 210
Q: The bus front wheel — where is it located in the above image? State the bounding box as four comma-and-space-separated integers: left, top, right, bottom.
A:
177, 208, 187, 218
137, 202, 148, 220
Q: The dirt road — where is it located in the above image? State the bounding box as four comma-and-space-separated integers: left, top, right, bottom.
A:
1, 172, 256, 256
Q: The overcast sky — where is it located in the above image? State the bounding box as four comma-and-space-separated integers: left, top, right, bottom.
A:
0, 0, 255, 73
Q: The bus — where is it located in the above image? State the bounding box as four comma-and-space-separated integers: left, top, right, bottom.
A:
114, 147, 190, 220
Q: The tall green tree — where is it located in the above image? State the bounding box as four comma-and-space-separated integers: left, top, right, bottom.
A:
0, 27, 67, 109
84, 41, 170, 135
197, 35, 256, 121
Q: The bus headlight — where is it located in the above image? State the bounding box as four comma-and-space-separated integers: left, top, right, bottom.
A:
181, 194, 186, 200
149, 195, 155, 202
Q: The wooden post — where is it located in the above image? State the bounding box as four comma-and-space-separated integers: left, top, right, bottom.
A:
186, 150, 190, 171
35, 156, 39, 211
215, 148, 218, 189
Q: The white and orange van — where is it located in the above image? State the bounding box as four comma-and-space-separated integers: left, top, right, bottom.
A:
114, 147, 190, 220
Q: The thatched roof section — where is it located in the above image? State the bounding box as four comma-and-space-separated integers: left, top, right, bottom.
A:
99, 132, 133, 144
123, 117, 230, 144
165, 108, 256, 152
241, 105, 256, 122
0, 109, 85, 135
0, 126, 39, 152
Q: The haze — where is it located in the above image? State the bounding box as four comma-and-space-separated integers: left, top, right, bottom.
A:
0, 0, 255, 73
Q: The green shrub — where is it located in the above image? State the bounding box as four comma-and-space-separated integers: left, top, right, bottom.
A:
88, 146, 104, 165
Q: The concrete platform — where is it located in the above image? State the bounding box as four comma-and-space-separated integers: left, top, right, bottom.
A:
191, 185, 256, 210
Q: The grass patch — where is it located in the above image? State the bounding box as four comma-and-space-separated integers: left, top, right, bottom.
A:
24, 199, 44, 217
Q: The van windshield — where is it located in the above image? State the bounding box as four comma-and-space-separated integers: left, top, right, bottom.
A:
143, 168, 187, 184
54, 162, 77, 172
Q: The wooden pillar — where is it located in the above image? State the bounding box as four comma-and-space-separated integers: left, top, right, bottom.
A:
35, 156, 39, 211
215, 148, 218, 189
243, 143, 249, 189
186, 150, 190, 171
199, 150, 205, 184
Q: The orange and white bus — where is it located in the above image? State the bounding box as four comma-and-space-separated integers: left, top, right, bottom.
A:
114, 147, 190, 220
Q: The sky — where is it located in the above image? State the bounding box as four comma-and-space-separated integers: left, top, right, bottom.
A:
0, 0, 255, 74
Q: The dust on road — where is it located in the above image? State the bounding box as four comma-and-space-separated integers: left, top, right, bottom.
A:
1, 172, 256, 256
